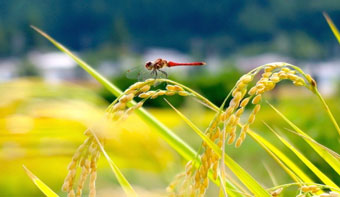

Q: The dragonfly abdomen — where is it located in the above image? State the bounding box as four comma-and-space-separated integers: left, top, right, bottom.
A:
167, 61, 206, 67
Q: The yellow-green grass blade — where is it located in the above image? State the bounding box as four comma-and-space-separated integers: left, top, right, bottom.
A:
286, 129, 340, 160
247, 130, 303, 183
92, 131, 137, 197
23, 165, 59, 197
267, 125, 339, 189
30, 26, 122, 96
218, 164, 228, 197
324, 12, 340, 44
165, 99, 270, 196
268, 103, 340, 176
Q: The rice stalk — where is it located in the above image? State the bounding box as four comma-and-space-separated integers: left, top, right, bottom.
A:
221, 62, 315, 148
174, 62, 319, 195
62, 136, 102, 197
268, 182, 340, 197
105, 80, 203, 121
165, 99, 269, 196
167, 61, 339, 196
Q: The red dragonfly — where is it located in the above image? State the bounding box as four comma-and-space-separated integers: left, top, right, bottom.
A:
127, 58, 206, 81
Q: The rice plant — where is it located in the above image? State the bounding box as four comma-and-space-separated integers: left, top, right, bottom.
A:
24, 22, 340, 197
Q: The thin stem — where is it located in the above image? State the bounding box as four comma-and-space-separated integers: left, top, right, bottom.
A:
161, 79, 219, 111
219, 122, 228, 197
314, 89, 340, 136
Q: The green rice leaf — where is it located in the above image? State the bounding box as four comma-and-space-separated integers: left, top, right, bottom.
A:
267, 125, 339, 189
247, 130, 306, 183
30, 26, 122, 96
165, 99, 270, 197
286, 129, 340, 160
224, 171, 250, 196
324, 12, 340, 44
268, 103, 340, 176
92, 132, 137, 197
23, 165, 59, 197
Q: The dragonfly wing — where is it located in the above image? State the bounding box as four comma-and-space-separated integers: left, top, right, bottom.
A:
126, 67, 167, 82
126, 67, 155, 81
126, 67, 142, 79
137, 69, 156, 81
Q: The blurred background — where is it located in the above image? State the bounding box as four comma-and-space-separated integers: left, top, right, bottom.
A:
0, 0, 340, 196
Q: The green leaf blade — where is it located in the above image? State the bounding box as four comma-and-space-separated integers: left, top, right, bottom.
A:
30, 25, 123, 96
269, 127, 339, 189
324, 12, 340, 44
269, 103, 340, 176
247, 130, 310, 183
23, 165, 59, 197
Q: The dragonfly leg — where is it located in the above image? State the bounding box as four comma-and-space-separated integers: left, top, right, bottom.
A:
148, 70, 156, 81
137, 72, 142, 81
159, 70, 168, 79
152, 70, 161, 86
153, 69, 158, 79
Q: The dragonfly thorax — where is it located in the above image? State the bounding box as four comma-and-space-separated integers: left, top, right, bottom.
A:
145, 58, 168, 70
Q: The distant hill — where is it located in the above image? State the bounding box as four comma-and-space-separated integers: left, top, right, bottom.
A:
0, 0, 339, 59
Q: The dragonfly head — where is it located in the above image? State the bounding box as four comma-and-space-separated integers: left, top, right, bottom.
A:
145, 61, 153, 70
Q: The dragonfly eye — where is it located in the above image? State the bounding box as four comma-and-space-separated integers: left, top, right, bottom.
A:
145, 62, 153, 70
